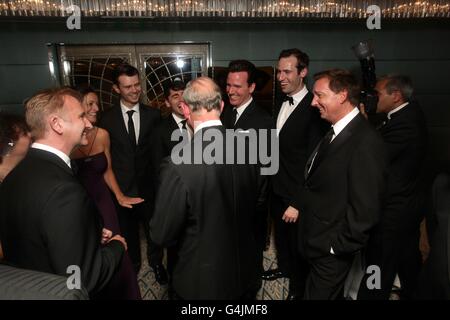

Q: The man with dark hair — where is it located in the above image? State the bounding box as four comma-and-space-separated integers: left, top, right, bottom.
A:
151, 78, 189, 296
221, 59, 271, 132
0, 88, 127, 296
155, 78, 189, 158
150, 77, 267, 299
263, 48, 327, 300
358, 74, 428, 300
220, 59, 272, 298
99, 64, 166, 284
288, 69, 387, 299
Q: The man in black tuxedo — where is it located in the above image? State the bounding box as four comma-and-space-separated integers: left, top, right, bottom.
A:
150, 77, 267, 299
288, 69, 387, 299
221, 59, 272, 132
152, 79, 190, 296
153, 79, 190, 170
0, 88, 127, 296
98, 64, 167, 283
263, 48, 327, 300
358, 75, 428, 300
220, 60, 272, 296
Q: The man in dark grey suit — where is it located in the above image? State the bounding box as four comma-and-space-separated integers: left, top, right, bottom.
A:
150, 77, 267, 299
98, 64, 166, 283
0, 87, 126, 297
288, 69, 387, 299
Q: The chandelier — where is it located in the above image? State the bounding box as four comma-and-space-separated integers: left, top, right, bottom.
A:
1, 0, 449, 18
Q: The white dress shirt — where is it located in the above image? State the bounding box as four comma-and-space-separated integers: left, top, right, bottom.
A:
120, 101, 140, 144
194, 120, 223, 135
172, 113, 186, 130
387, 102, 409, 119
276, 85, 309, 135
172, 113, 192, 140
31, 142, 72, 168
330, 107, 360, 142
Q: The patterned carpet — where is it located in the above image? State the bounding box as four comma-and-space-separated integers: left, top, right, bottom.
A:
137, 234, 400, 300
137, 232, 288, 300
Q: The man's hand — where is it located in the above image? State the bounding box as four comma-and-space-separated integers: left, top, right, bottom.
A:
108, 234, 127, 251
282, 206, 299, 223
101, 228, 113, 244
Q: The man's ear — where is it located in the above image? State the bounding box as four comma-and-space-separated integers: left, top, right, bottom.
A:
299, 67, 308, 79
49, 114, 64, 135
164, 99, 170, 109
249, 83, 256, 95
180, 101, 191, 119
391, 90, 403, 104
220, 100, 224, 113
112, 84, 120, 95
338, 90, 348, 104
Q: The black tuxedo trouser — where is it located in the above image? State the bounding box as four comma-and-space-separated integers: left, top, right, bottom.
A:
358, 227, 422, 300
253, 205, 269, 295
270, 192, 308, 296
115, 200, 163, 273
304, 254, 353, 300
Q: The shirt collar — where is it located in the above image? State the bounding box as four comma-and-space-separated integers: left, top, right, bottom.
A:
332, 107, 360, 138
31, 142, 72, 168
288, 85, 308, 105
234, 97, 253, 117
171, 112, 185, 125
387, 102, 409, 119
120, 101, 140, 115
194, 120, 223, 134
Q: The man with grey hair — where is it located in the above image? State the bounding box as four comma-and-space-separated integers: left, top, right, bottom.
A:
358, 74, 428, 300
150, 77, 267, 299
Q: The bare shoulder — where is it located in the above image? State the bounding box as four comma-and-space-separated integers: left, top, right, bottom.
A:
92, 127, 110, 150
96, 127, 110, 140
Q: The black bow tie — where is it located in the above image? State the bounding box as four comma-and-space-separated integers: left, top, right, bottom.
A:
283, 95, 294, 106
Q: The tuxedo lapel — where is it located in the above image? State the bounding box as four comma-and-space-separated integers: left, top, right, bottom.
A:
234, 101, 255, 129
168, 115, 179, 131
305, 114, 364, 180
167, 115, 182, 149
304, 143, 319, 180
277, 92, 313, 136
221, 105, 233, 129
325, 114, 364, 158
273, 99, 283, 127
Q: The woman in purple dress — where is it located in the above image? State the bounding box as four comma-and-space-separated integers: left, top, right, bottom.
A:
71, 85, 142, 300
